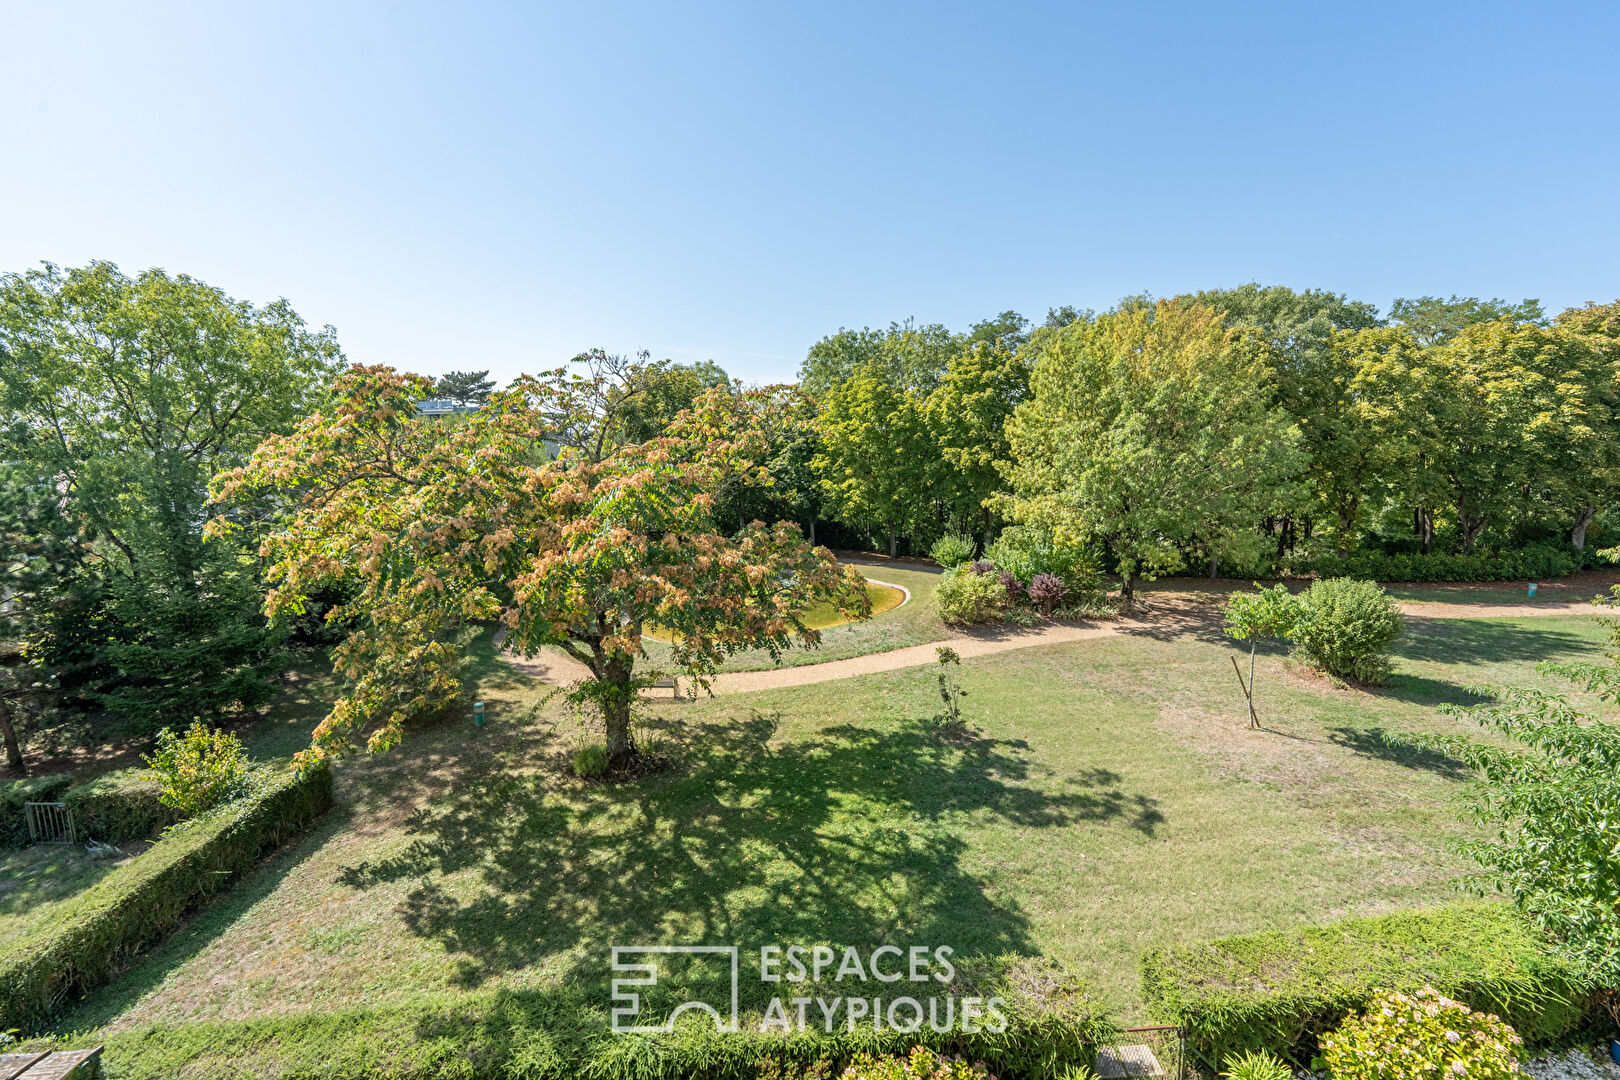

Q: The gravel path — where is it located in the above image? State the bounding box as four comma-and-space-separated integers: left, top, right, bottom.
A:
494, 584, 1603, 696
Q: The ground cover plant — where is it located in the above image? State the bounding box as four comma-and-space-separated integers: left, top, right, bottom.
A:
38, 610, 1607, 1052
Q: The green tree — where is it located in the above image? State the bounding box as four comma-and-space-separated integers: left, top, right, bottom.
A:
214, 366, 869, 769
0, 261, 342, 727
1549, 302, 1620, 548
812, 363, 935, 557
1221, 584, 1302, 728
1389, 295, 1545, 346
434, 369, 497, 407
615, 358, 731, 444
800, 317, 973, 397
997, 299, 1304, 606
925, 340, 1029, 542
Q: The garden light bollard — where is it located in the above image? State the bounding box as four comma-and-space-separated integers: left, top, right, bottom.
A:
474, 701, 485, 726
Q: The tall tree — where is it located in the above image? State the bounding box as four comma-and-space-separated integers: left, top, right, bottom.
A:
925, 340, 1030, 542
998, 300, 1304, 605
1390, 295, 1545, 346
1551, 301, 1620, 548
800, 317, 976, 398
811, 363, 935, 557
214, 366, 868, 769
0, 261, 342, 727
434, 369, 497, 407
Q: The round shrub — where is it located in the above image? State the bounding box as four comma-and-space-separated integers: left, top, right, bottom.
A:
1221, 1050, 1291, 1080
572, 744, 610, 779
935, 565, 1010, 625
841, 1047, 992, 1080
142, 720, 251, 818
985, 525, 1098, 594
1027, 572, 1067, 614
1293, 577, 1403, 683
1317, 985, 1523, 1080
930, 532, 976, 569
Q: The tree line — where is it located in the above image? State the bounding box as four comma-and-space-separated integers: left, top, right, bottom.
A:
2, 260, 1616, 770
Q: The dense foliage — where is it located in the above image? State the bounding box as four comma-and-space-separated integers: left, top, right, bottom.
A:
143, 720, 252, 816
840, 1047, 994, 1080
1291, 578, 1403, 683
1316, 986, 1524, 1080
1140, 903, 1589, 1070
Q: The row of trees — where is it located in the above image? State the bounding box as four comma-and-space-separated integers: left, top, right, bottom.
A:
802, 290, 1620, 584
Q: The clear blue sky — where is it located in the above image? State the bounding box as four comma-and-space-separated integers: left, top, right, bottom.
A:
3, 1, 1617, 385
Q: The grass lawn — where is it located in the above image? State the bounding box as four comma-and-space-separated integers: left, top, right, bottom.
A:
638, 562, 947, 672
0, 842, 147, 949
48, 609, 1609, 1034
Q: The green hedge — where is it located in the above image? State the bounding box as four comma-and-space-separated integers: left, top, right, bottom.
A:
1140, 903, 1593, 1071
62, 769, 181, 844
0, 774, 73, 848
0, 763, 332, 1034
1297, 545, 1580, 583
27, 959, 1112, 1079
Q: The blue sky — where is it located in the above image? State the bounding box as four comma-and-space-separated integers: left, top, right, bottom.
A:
3, 1, 1617, 385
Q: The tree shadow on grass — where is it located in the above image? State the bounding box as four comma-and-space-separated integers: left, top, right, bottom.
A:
336, 710, 1164, 1000
1325, 726, 1472, 781
1396, 617, 1600, 668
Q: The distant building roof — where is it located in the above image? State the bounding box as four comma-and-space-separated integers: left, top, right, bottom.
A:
416, 399, 480, 416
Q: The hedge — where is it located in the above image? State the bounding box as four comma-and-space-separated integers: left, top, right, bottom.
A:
0, 774, 73, 848
0, 762, 333, 1033
62, 768, 181, 844
1297, 545, 1580, 583
1140, 903, 1593, 1071
24, 957, 1113, 1079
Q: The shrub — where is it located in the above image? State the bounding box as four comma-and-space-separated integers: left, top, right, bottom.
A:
985, 526, 1098, 594
62, 768, 181, 843
1297, 545, 1579, 584
1317, 986, 1524, 1080
930, 533, 977, 569
143, 719, 251, 817
1221, 1049, 1292, 1080
1027, 573, 1067, 615
0, 774, 72, 847
0, 762, 333, 1033
935, 567, 1011, 625
572, 744, 610, 779
841, 1047, 992, 1080
1292, 578, 1402, 683
1140, 902, 1590, 1071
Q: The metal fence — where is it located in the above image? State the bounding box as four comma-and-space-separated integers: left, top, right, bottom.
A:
24, 801, 76, 844
1096, 1025, 1188, 1080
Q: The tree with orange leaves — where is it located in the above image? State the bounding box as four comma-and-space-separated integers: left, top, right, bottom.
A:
210, 358, 869, 771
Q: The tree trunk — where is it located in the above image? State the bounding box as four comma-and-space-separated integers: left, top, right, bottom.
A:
808, 518, 816, 547
1572, 506, 1597, 550
1208, 554, 1218, 579
888, 524, 897, 559
595, 653, 636, 768
1248, 643, 1258, 729
1275, 515, 1289, 559
1336, 497, 1359, 556
0, 696, 23, 771
1417, 507, 1435, 555
1119, 570, 1135, 609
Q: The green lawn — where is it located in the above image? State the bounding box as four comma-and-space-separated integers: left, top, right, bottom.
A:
49, 611, 1608, 1034
0, 842, 136, 949
639, 562, 948, 672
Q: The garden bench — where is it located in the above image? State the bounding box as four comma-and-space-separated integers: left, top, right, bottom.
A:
648, 676, 679, 698
0, 1048, 103, 1080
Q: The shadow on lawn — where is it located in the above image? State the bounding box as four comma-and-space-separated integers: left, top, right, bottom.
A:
1397, 617, 1599, 668
337, 710, 1163, 996
1326, 726, 1472, 781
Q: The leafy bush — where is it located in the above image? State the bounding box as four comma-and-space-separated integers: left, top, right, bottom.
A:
143, 719, 251, 817
930, 533, 977, 569
1027, 573, 1067, 615
0, 762, 332, 1033
1317, 986, 1524, 1080
1292, 578, 1403, 683
25, 956, 1114, 1079
935, 567, 1011, 625
1298, 545, 1579, 584
1140, 903, 1590, 1070
0, 774, 71, 847
841, 1047, 992, 1080
1221, 1049, 1292, 1080
572, 743, 610, 779
62, 768, 181, 843
985, 526, 1098, 594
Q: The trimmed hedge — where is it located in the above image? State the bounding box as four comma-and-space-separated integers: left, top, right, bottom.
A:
0, 762, 332, 1033
0, 774, 73, 848
1140, 903, 1592, 1071
27, 958, 1113, 1079
62, 768, 181, 843
1298, 546, 1580, 583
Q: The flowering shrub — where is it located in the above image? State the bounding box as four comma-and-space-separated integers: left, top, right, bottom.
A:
1027, 572, 1067, 614
840, 1046, 994, 1080
142, 719, 251, 817
1317, 986, 1523, 1080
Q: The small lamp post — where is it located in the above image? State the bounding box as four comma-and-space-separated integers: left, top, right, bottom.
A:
473, 701, 485, 726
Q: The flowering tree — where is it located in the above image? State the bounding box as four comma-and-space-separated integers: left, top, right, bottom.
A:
211, 364, 869, 770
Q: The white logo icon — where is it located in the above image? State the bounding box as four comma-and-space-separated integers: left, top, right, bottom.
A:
610, 945, 739, 1034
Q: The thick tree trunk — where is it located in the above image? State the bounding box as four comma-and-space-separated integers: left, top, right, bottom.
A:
1275, 515, 1289, 559
1417, 507, 1435, 555
888, 524, 897, 559
1208, 554, 1218, 579
1572, 506, 1597, 550
593, 652, 637, 768
0, 696, 22, 771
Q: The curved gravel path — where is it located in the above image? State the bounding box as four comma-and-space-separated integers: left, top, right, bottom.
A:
496, 583, 1603, 696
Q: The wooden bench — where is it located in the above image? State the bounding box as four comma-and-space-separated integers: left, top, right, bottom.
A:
1, 1048, 103, 1080
648, 676, 679, 698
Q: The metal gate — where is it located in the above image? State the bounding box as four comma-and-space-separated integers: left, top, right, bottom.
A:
24, 801, 76, 844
